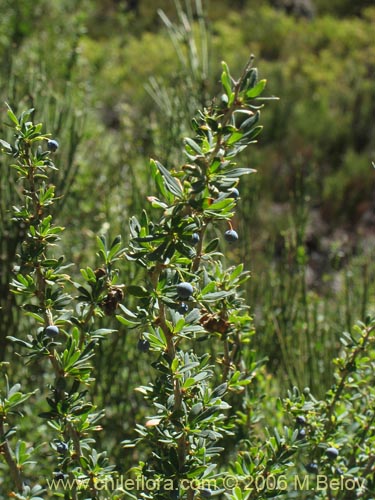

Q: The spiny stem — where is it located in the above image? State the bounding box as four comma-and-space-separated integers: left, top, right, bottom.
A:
151, 263, 192, 495
325, 324, 375, 429
222, 337, 230, 381
23, 142, 99, 490
0, 419, 24, 492
207, 57, 254, 168
191, 223, 208, 273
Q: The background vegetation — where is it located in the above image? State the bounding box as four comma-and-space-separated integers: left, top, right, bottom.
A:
0, 0, 374, 497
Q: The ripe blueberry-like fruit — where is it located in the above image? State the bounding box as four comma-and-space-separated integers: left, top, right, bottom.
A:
56, 441, 68, 454
224, 229, 238, 243
191, 233, 200, 245
229, 188, 239, 199
94, 267, 106, 279
178, 302, 189, 314
296, 415, 307, 426
297, 428, 306, 439
137, 339, 150, 352
305, 462, 318, 474
45, 325, 59, 337
53, 471, 65, 480
47, 139, 59, 152
326, 447, 339, 459
176, 282, 194, 300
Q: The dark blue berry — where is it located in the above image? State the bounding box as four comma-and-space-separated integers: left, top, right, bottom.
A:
229, 188, 239, 199
221, 94, 229, 105
191, 233, 200, 245
224, 229, 239, 243
137, 339, 150, 352
56, 441, 68, 454
296, 415, 307, 426
47, 139, 59, 152
176, 282, 194, 300
53, 471, 65, 480
326, 447, 339, 459
45, 325, 59, 337
178, 302, 189, 314
297, 428, 306, 439
305, 463, 318, 474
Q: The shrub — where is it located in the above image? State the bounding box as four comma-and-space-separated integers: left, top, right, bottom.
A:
1, 41, 374, 500
0, 58, 275, 499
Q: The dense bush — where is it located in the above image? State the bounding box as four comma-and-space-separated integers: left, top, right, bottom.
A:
0, 59, 274, 498
2, 53, 375, 500
0, 1, 375, 498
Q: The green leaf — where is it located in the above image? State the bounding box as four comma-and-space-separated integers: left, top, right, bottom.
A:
185, 137, 203, 155
201, 281, 216, 295
239, 111, 260, 130
0, 139, 12, 152
243, 125, 263, 141
205, 238, 219, 253
171, 358, 179, 373
201, 291, 234, 301
240, 66, 258, 91
178, 362, 200, 373
225, 167, 257, 178
246, 79, 267, 98
185, 308, 200, 324
155, 160, 184, 199
7, 391, 34, 409
189, 402, 203, 420
183, 378, 196, 389
96, 235, 107, 261
6, 336, 33, 349
193, 371, 211, 383
229, 264, 244, 281
116, 315, 140, 328
6, 105, 20, 126
147, 196, 168, 209
204, 198, 234, 211
221, 61, 232, 98
127, 285, 149, 298
227, 131, 244, 145
107, 241, 123, 261
118, 303, 138, 319
233, 486, 243, 500
211, 383, 228, 399
150, 159, 170, 201
8, 384, 21, 397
